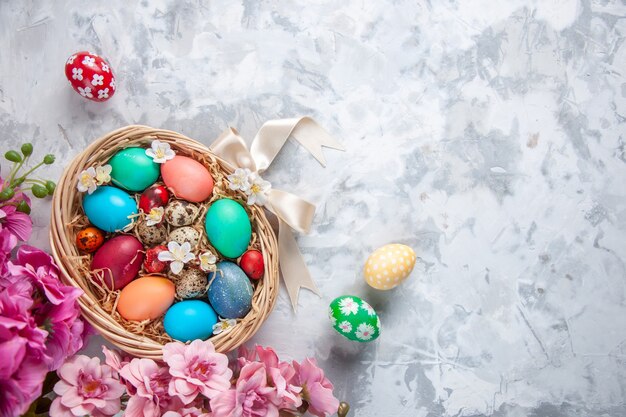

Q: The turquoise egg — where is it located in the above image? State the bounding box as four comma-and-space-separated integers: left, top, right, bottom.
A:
164, 300, 218, 342
83, 186, 137, 232
208, 261, 253, 319
109, 147, 160, 192
204, 199, 251, 258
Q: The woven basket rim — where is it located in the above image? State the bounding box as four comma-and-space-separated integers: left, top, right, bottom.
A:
49, 124, 279, 359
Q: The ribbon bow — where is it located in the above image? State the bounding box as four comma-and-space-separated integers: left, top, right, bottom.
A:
210, 117, 344, 311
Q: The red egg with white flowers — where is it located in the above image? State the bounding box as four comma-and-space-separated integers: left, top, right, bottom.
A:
64, 51, 116, 102
239, 249, 264, 280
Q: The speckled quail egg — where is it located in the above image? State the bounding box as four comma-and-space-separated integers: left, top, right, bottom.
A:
168, 226, 201, 247
164, 200, 199, 227
136, 220, 167, 246
176, 268, 208, 299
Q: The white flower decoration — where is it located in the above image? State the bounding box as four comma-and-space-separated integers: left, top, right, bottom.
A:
355, 323, 375, 341
72, 67, 83, 80
95, 164, 112, 185
98, 88, 110, 99
82, 56, 95, 67
338, 321, 352, 333
77, 86, 93, 98
212, 318, 237, 335
246, 173, 271, 206
361, 301, 376, 316
146, 207, 164, 226
101, 63, 110, 72
145, 140, 175, 164
227, 168, 251, 192
67, 55, 77, 65
338, 297, 359, 316
76, 167, 97, 194
328, 307, 336, 325
198, 251, 217, 272
158, 241, 195, 275
110, 79, 116, 90
91, 74, 104, 86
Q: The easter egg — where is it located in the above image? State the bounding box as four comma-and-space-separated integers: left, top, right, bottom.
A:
144, 245, 168, 274
164, 300, 218, 342
175, 269, 208, 299
76, 226, 104, 253
109, 147, 160, 192
207, 261, 253, 319
169, 226, 202, 247
136, 220, 167, 246
82, 186, 137, 233
328, 295, 380, 342
205, 199, 251, 259
164, 200, 199, 227
161, 156, 214, 203
64, 51, 116, 102
91, 235, 144, 290
239, 250, 264, 280
139, 185, 169, 213
117, 276, 175, 321
364, 244, 416, 290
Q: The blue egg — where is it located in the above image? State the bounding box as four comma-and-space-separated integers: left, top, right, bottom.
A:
164, 300, 218, 342
208, 261, 253, 319
83, 186, 137, 232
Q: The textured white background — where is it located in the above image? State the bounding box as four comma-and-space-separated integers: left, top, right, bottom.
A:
1, 1, 625, 416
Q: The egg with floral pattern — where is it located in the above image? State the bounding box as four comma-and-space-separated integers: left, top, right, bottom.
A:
364, 244, 416, 290
328, 295, 380, 342
64, 51, 116, 102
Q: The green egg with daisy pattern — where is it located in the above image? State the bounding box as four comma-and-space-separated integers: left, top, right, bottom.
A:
328, 295, 380, 342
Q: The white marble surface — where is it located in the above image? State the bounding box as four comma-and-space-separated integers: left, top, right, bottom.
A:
1, 1, 626, 416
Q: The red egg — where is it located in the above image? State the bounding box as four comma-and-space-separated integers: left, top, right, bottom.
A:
91, 235, 144, 290
239, 249, 264, 280
64, 51, 116, 102
139, 184, 170, 213
144, 245, 168, 274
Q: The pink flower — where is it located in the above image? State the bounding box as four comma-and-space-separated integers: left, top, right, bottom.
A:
163, 340, 232, 404
0, 354, 47, 417
120, 358, 183, 417
0, 279, 47, 377
210, 362, 279, 417
162, 407, 213, 417
0, 204, 32, 241
254, 346, 302, 410
292, 358, 339, 417
9, 245, 76, 305
50, 355, 124, 417
0, 229, 17, 277
7, 245, 87, 370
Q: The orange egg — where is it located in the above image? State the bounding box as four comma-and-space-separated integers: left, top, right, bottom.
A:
76, 227, 105, 253
161, 155, 214, 203
117, 276, 175, 321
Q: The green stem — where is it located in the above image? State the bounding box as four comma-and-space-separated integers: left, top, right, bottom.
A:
17, 161, 44, 181
23, 178, 47, 186
8, 159, 25, 184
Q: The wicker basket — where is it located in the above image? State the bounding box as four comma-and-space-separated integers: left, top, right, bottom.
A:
49, 125, 279, 359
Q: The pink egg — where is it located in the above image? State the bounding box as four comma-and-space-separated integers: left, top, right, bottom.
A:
161, 156, 214, 203
91, 235, 144, 290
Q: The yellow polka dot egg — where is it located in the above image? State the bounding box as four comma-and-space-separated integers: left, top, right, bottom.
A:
364, 243, 416, 290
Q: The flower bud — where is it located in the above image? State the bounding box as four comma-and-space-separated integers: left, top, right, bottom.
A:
43, 154, 55, 165
5, 151, 22, 163
21, 143, 33, 156
32, 184, 48, 198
